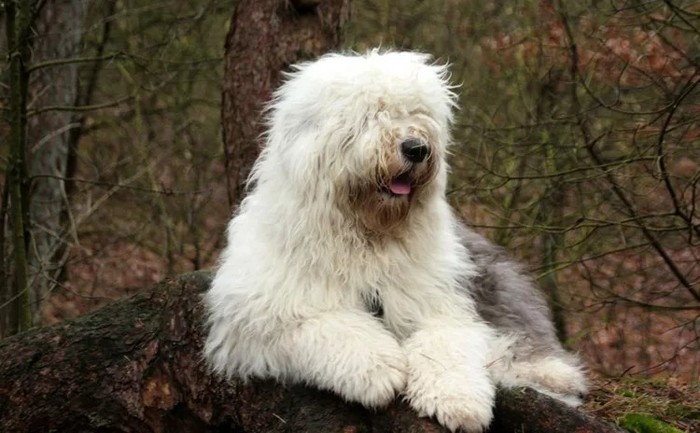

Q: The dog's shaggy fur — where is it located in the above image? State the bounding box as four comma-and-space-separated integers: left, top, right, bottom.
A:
204, 50, 587, 432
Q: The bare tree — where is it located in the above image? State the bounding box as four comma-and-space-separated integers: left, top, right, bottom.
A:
26, 0, 88, 322
3, 0, 42, 335
2, 0, 229, 331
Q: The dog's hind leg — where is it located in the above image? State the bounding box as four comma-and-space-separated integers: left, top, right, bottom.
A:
486, 336, 588, 406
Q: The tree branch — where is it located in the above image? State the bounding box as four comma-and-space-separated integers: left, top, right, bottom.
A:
555, 0, 700, 303
0, 272, 624, 433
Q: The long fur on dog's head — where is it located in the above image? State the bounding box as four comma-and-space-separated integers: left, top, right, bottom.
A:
248, 50, 457, 235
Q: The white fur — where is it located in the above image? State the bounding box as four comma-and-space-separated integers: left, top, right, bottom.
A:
204, 50, 585, 432
488, 352, 588, 406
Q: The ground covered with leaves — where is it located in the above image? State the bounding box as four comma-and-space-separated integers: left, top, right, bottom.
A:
584, 376, 699, 433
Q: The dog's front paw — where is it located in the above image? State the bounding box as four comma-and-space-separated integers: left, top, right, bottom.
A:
343, 343, 408, 408
402, 323, 498, 432
407, 384, 494, 432
405, 370, 495, 432
287, 311, 408, 408
353, 346, 407, 407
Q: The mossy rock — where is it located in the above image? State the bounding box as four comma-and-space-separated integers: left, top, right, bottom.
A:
619, 413, 683, 433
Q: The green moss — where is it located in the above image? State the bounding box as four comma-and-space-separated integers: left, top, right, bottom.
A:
619, 413, 684, 433
584, 376, 699, 433
617, 389, 638, 398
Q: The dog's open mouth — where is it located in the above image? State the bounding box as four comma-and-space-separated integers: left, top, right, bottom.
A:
386, 172, 413, 196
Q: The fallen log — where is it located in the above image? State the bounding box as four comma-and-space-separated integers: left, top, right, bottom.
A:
0, 271, 625, 433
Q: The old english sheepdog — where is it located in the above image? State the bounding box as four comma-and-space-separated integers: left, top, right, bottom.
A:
204, 50, 587, 432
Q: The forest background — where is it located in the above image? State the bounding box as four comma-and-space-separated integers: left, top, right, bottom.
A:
1, 0, 698, 411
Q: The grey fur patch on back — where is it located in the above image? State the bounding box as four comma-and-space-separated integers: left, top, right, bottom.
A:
458, 225, 570, 360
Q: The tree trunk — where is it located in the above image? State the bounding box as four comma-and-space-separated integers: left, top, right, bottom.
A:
3, 0, 39, 335
0, 271, 624, 433
221, 0, 351, 207
27, 0, 88, 322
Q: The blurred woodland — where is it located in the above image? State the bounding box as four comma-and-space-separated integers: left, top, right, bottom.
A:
1, 0, 699, 389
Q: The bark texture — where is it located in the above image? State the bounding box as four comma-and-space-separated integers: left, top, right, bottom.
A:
221, 0, 351, 206
27, 0, 88, 320
0, 271, 625, 433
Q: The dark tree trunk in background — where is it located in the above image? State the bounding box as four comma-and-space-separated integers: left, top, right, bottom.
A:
221, 0, 351, 207
0, 272, 625, 433
27, 0, 88, 322
3, 0, 39, 337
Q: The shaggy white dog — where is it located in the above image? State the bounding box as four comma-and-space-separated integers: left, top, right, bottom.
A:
204, 50, 587, 432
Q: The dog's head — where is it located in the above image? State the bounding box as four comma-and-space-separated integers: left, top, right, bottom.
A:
259, 50, 457, 235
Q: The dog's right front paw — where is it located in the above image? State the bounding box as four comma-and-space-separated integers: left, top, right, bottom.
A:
339, 344, 408, 408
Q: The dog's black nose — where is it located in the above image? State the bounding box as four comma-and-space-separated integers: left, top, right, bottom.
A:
400, 138, 429, 163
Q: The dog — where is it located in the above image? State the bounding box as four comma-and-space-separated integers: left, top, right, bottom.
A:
203, 50, 587, 432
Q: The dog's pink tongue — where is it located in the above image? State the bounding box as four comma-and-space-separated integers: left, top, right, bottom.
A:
389, 179, 412, 195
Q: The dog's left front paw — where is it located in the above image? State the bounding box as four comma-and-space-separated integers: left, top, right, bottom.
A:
405, 371, 495, 432
408, 388, 494, 432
